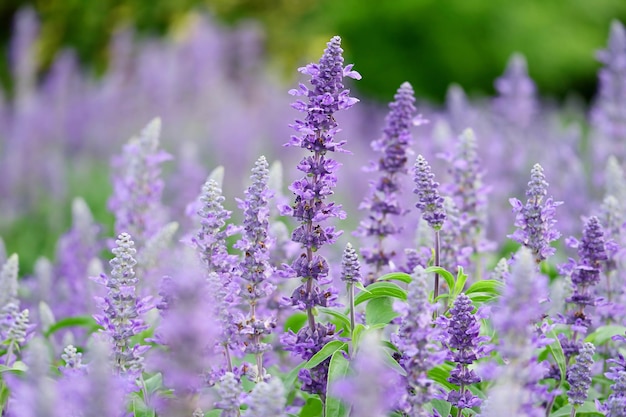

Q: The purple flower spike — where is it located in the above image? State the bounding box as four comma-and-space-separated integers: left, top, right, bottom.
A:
357, 82, 417, 274
413, 154, 446, 231
392, 266, 444, 415
567, 342, 595, 406
282, 35, 359, 397
93, 232, 153, 383
243, 378, 287, 417
437, 293, 491, 411
494, 53, 538, 128
340, 242, 362, 285
509, 163, 562, 263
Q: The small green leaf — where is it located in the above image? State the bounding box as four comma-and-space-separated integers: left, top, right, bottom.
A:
366, 297, 399, 326
425, 266, 455, 292
352, 323, 367, 350
453, 267, 468, 295
466, 279, 504, 295
300, 397, 323, 417
376, 272, 412, 284
143, 373, 163, 394
0, 361, 27, 374
318, 308, 351, 331
205, 410, 220, 417
546, 329, 567, 384
43, 315, 100, 337
325, 350, 350, 417
428, 363, 455, 390
549, 401, 604, 417
585, 325, 626, 346
431, 399, 452, 417
382, 348, 406, 376
304, 341, 348, 369
466, 292, 498, 303
354, 281, 371, 293
284, 312, 308, 333
354, 282, 407, 306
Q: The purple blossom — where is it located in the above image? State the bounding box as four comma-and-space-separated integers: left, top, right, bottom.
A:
437, 293, 491, 411
108, 118, 172, 248
216, 372, 243, 417
493, 53, 538, 128
281, 35, 359, 397
340, 242, 362, 285
567, 342, 595, 406
357, 82, 417, 275
413, 154, 446, 231
392, 266, 445, 415
509, 163, 562, 263
604, 354, 626, 417
243, 378, 287, 417
92, 232, 153, 383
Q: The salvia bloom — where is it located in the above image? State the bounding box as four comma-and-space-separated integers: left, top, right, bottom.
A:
60, 345, 86, 375
357, 81, 417, 274
493, 53, 538, 128
440, 128, 490, 253
93, 232, 152, 382
281, 35, 360, 396
108, 118, 172, 248
413, 154, 446, 231
234, 155, 276, 379
340, 242, 362, 285
437, 293, 491, 411
216, 372, 243, 417
562, 216, 608, 334
392, 266, 445, 415
439, 196, 472, 272
566, 342, 595, 406
604, 354, 626, 417
243, 378, 287, 417
592, 21, 626, 161
0, 254, 30, 365
509, 163, 562, 263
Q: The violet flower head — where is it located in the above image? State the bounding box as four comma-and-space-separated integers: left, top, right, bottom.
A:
392, 266, 444, 415
413, 154, 446, 231
108, 118, 172, 248
567, 342, 595, 406
509, 163, 562, 263
93, 232, 152, 382
340, 242, 362, 284
357, 82, 417, 273
437, 293, 491, 411
592, 20, 626, 150
281, 35, 359, 397
494, 53, 538, 128
604, 356, 626, 417
216, 372, 243, 417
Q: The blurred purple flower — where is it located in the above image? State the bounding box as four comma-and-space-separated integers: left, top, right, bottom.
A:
567, 342, 595, 406
493, 53, 537, 129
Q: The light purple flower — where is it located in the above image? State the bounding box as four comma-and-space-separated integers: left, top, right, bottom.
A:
567, 342, 595, 406
413, 154, 446, 231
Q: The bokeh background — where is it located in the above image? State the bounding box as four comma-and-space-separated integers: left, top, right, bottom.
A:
1, 0, 626, 273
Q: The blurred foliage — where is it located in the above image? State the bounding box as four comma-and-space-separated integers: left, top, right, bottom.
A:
1, 0, 626, 101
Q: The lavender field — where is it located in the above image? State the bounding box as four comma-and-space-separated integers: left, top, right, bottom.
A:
1, 8, 626, 417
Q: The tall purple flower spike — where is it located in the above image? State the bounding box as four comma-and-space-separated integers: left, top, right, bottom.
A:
592, 21, 626, 163
567, 342, 595, 407
509, 163, 562, 263
357, 82, 417, 275
494, 53, 538, 128
413, 154, 446, 231
93, 233, 153, 384
281, 35, 360, 398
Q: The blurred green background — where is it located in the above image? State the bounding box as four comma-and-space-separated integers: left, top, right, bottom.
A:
1, 0, 626, 102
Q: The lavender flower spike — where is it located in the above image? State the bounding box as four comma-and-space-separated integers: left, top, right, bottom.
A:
282, 35, 360, 398
509, 163, 562, 263
93, 232, 152, 382
341, 242, 362, 331
357, 81, 417, 274
413, 154, 446, 231
567, 342, 595, 407
243, 378, 287, 417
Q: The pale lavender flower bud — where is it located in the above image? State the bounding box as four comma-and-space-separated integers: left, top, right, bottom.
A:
509, 163, 562, 263
490, 257, 509, 282
216, 372, 243, 417
243, 378, 287, 417
413, 155, 446, 231
341, 243, 362, 284
567, 342, 595, 406
60, 345, 86, 374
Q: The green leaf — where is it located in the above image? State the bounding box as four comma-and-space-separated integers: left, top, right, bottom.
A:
0, 361, 26, 375
300, 397, 323, 417
284, 312, 308, 333
585, 325, 626, 346
304, 341, 348, 369
431, 399, 452, 417
546, 329, 567, 384
284, 361, 306, 389
425, 266, 455, 292
382, 348, 407, 376
453, 267, 468, 295
143, 373, 163, 394
352, 324, 367, 351
43, 315, 100, 337
325, 350, 350, 417
365, 297, 399, 326
376, 272, 412, 284
549, 401, 604, 417
465, 279, 504, 295
466, 292, 498, 303
354, 282, 407, 306
354, 281, 371, 293
318, 308, 351, 331
428, 363, 455, 390
205, 410, 220, 417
